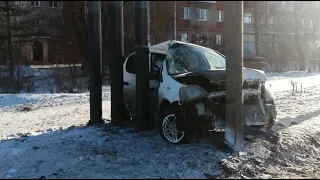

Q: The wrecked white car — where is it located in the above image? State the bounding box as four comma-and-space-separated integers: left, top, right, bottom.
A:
123, 40, 277, 144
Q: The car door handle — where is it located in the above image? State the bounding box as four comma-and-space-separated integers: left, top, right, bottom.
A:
123, 82, 129, 85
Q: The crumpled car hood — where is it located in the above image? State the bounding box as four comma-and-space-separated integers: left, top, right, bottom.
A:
243, 68, 268, 83
173, 68, 268, 92
191, 68, 267, 83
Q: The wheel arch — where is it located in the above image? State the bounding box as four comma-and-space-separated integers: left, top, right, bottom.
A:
159, 99, 171, 114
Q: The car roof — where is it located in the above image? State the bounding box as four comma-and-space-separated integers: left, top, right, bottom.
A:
149, 40, 214, 55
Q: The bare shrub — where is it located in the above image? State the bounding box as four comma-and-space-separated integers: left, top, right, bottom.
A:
51, 64, 89, 93
0, 65, 36, 93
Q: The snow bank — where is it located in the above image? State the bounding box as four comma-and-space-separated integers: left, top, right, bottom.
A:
0, 66, 52, 78
266, 71, 320, 93
0, 86, 111, 112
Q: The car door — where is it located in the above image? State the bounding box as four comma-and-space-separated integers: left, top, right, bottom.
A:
123, 52, 152, 111
123, 52, 137, 111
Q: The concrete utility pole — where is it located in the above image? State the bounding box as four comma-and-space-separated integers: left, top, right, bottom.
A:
108, 1, 125, 125
254, 1, 259, 56
135, 1, 150, 130
174, 1, 177, 40
224, 1, 244, 151
88, 1, 103, 124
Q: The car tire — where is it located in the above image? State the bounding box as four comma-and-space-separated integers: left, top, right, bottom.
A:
159, 104, 196, 144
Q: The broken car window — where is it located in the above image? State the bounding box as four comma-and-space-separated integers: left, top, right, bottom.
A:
166, 44, 226, 75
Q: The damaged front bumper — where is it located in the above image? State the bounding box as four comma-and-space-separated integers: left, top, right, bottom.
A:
206, 88, 277, 128
177, 85, 277, 131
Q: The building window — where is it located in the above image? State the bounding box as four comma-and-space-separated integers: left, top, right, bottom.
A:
217, 10, 223, 22
196, 8, 209, 21
150, 10, 154, 22
84, 2, 88, 23
31, 1, 40, 7
269, 15, 274, 25
54, 42, 62, 54
182, 7, 190, 20
243, 13, 252, 24
301, 18, 304, 27
310, 19, 313, 28
34, 19, 41, 27
49, 1, 59, 8
258, 13, 266, 24
181, 33, 189, 42
51, 19, 59, 29
216, 34, 223, 45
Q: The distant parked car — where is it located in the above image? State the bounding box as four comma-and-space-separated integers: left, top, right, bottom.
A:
123, 40, 277, 144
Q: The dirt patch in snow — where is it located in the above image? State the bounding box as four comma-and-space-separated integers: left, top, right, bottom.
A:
219, 117, 320, 179
218, 85, 320, 179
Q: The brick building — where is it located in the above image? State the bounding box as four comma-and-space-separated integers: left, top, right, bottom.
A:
3, 1, 318, 65
151, 1, 320, 58
18, 1, 64, 64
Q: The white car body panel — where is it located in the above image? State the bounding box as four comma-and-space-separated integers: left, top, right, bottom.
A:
158, 60, 183, 105
123, 53, 137, 111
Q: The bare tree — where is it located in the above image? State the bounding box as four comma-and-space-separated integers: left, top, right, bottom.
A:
254, 1, 260, 56
293, 1, 306, 71
292, 2, 320, 71
150, 1, 174, 44
63, 1, 89, 75
0, 1, 33, 92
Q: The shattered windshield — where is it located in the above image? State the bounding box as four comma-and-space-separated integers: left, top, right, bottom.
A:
166, 44, 226, 76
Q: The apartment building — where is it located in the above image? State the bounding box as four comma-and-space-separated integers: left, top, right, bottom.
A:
175, 1, 225, 51
243, 1, 320, 57
16, 1, 64, 64
6, 1, 318, 65
160, 1, 319, 58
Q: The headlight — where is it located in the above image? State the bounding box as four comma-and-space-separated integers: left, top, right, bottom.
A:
179, 85, 208, 103
262, 83, 275, 103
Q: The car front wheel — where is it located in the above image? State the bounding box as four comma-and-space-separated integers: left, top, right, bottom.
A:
159, 105, 196, 144
160, 113, 186, 144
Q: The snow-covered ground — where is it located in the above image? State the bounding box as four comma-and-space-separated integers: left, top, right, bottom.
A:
266, 71, 320, 92
1, 70, 320, 178
0, 86, 110, 113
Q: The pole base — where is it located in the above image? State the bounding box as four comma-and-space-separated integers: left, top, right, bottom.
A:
87, 119, 104, 126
